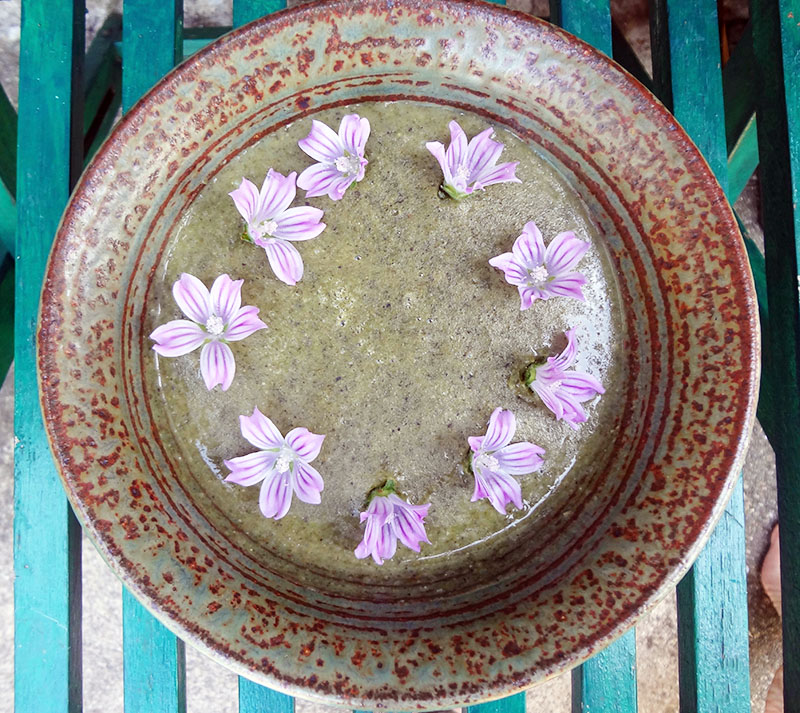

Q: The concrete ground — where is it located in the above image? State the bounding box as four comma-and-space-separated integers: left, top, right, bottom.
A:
0, 0, 781, 711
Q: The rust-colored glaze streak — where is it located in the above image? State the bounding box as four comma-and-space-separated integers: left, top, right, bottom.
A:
37, 0, 758, 710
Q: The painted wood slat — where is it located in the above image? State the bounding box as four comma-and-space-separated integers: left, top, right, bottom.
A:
233, 0, 287, 28
0, 82, 16, 199
466, 691, 526, 713
649, 2, 752, 711
122, 590, 187, 713
549, 0, 612, 56
0, 257, 13, 382
0, 179, 14, 258
120, 4, 187, 713
14, 2, 85, 713
571, 629, 637, 713
121, 0, 183, 113
239, 678, 296, 713
751, 0, 800, 708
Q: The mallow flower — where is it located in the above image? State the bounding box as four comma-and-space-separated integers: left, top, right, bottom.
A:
229, 169, 326, 286
354, 480, 430, 565
468, 407, 545, 514
489, 221, 590, 309
524, 328, 605, 430
149, 273, 267, 391
224, 407, 325, 520
297, 114, 370, 200
425, 120, 520, 200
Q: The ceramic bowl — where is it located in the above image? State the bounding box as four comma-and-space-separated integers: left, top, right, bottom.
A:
38, 0, 759, 708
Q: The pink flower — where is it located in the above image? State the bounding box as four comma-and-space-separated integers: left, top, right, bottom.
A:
354, 481, 430, 565
229, 169, 326, 286
468, 408, 545, 514
150, 273, 267, 391
297, 114, 370, 200
525, 329, 605, 430
224, 407, 325, 520
425, 120, 520, 200
489, 221, 589, 309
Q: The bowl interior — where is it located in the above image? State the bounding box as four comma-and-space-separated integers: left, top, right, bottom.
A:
39, 1, 758, 708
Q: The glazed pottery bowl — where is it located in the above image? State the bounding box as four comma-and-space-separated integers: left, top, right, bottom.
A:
38, 0, 758, 708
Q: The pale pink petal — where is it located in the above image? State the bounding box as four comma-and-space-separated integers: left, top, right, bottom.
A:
488, 252, 528, 286
512, 222, 546, 268
223, 451, 276, 486
256, 169, 297, 221
298, 119, 343, 163
259, 470, 293, 519
466, 127, 504, 181
240, 407, 284, 450
472, 161, 520, 190
272, 206, 326, 241
172, 273, 211, 323
229, 178, 260, 223
291, 461, 324, 504
199, 341, 235, 391
209, 273, 243, 324
224, 306, 267, 342
472, 469, 523, 513
481, 407, 516, 451
530, 382, 566, 420
425, 141, 451, 184
389, 495, 430, 552
327, 174, 358, 201
297, 163, 345, 198
285, 427, 325, 462
468, 435, 484, 453
446, 120, 468, 176
262, 239, 304, 286
553, 328, 579, 369
339, 114, 370, 156
376, 523, 398, 563
495, 442, 545, 475
471, 472, 488, 501
544, 273, 587, 301
519, 286, 538, 310
150, 320, 206, 357
545, 231, 590, 275
560, 371, 605, 399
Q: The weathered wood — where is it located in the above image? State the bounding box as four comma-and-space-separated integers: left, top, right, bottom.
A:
751, 0, 800, 708
122, 0, 183, 113
611, 20, 654, 93
466, 692, 526, 713
549, 0, 612, 56
649, 2, 752, 711
233, 0, 287, 27
239, 678, 295, 713
14, 2, 85, 712
571, 630, 637, 713
122, 590, 187, 713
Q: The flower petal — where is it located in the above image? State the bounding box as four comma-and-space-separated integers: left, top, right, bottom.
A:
445, 120, 468, 177
472, 161, 520, 190
545, 231, 590, 275
425, 140, 451, 184
553, 328, 579, 369
229, 178, 260, 223
512, 222, 546, 268
488, 252, 528, 286
240, 407, 284, 450
495, 442, 545, 475
259, 470, 293, 519
481, 407, 516, 451
272, 206, 326, 241
560, 371, 606, 399
530, 381, 566, 420
256, 169, 297, 221
466, 127, 504, 182
150, 320, 206, 357
339, 114, 370, 156
543, 273, 587, 301
199, 341, 235, 391
209, 273, 243, 324
297, 163, 346, 199
291, 461, 324, 504
298, 119, 343, 163
519, 286, 540, 310
285, 427, 325, 462
389, 495, 430, 552
224, 305, 267, 342
172, 273, 211, 323
224, 451, 276, 486
263, 239, 304, 285
472, 469, 523, 513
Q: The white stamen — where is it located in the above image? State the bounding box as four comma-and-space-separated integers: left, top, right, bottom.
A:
274, 452, 292, 473
205, 314, 225, 336
528, 264, 549, 285
454, 163, 471, 182
475, 453, 500, 472
334, 153, 362, 176
256, 219, 278, 238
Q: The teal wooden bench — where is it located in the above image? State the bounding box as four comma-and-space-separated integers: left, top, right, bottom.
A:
8, 0, 796, 710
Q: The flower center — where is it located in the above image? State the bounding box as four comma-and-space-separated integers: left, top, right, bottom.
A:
551, 379, 564, 391
334, 153, 362, 176
204, 314, 225, 337
251, 219, 278, 241
474, 452, 500, 472
454, 163, 471, 183
274, 452, 293, 473
528, 264, 549, 285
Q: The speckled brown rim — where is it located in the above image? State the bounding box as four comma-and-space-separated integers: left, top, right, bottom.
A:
38, 0, 759, 708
